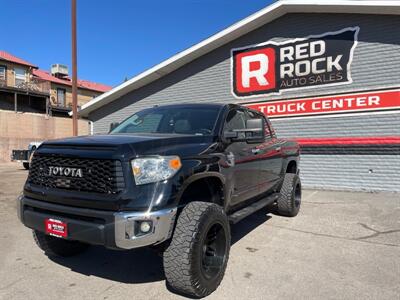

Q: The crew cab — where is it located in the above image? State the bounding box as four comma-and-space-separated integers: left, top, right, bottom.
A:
17, 103, 301, 297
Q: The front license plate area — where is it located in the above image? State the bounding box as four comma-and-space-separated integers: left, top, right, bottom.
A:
45, 218, 68, 238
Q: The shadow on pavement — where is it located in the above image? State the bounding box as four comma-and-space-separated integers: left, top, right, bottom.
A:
50, 246, 165, 283
231, 209, 272, 245
49, 208, 273, 285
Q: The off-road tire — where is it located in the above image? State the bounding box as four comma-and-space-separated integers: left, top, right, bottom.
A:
276, 173, 301, 217
23, 162, 29, 170
33, 230, 89, 257
163, 202, 230, 298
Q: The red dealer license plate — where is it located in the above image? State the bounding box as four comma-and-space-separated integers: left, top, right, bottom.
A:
45, 218, 68, 238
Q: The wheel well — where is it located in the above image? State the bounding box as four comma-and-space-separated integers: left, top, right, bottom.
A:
179, 177, 224, 207
286, 160, 297, 174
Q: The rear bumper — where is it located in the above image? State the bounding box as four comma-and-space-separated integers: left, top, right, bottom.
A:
17, 195, 177, 250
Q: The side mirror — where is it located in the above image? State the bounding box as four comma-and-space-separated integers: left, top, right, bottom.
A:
246, 118, 263, 131
244, 118, 265, 144
223, 118, 265, 144
109, 122, 120, 133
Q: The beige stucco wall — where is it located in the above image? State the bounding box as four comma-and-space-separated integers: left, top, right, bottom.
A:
0, 110, 89, 162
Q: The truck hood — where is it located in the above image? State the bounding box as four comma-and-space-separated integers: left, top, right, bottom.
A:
38, 133, 217, 159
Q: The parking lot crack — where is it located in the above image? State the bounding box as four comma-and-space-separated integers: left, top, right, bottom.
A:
358, 223, 380, 233
268, 224, 400, 248
356, 223, 400, 241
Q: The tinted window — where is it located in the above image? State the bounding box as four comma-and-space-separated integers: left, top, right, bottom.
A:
224, 109, 247, 131
111, 106, 220, 135
265, 117, 276, 138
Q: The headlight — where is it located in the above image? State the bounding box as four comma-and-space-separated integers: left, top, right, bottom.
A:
131, 156, 182, 185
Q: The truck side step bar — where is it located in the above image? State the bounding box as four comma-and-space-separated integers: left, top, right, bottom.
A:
228, 193, 279, 224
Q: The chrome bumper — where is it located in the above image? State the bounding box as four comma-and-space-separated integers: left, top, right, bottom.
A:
114, 208, 177, 249
17, 194, 177, 250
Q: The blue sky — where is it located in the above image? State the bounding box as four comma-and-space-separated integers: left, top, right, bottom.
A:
4, 0, 273, 86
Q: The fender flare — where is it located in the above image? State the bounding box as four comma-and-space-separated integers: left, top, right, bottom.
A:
176, 172, 227, 207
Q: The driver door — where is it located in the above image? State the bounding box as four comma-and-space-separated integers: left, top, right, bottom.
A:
222, 108, 261, 207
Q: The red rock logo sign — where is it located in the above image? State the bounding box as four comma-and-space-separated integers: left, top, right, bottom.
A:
232, 27, 359, 97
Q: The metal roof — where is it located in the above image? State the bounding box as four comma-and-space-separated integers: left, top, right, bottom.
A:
77, 0, 400, 117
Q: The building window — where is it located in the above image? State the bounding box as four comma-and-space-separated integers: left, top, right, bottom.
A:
0, 66, 6, 81
14, 68, 26, 86
57, 88, 66, 107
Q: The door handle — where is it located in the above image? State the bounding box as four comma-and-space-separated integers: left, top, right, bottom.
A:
275, 146, 282, 152
252, 148, 261, 154
226, 152, 235, 167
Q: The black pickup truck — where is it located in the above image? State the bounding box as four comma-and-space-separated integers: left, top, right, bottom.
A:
17, 103, 300, 297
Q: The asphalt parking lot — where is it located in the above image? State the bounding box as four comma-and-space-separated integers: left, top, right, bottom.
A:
0, 163, 399, 300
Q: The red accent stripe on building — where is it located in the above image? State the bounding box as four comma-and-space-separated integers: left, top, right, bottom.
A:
295, 136, 400, 146
245, 89, 400, 118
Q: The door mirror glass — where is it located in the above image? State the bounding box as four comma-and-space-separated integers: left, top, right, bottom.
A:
246, 118, 263, 131
244, 118, 265, 143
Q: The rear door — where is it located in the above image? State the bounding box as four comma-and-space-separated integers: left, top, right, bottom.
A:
251, 112, 284, 194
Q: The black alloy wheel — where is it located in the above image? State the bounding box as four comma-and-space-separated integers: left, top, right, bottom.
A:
163, 201, 231, 298
276, 173, 302, 217
201, 222, 227, 280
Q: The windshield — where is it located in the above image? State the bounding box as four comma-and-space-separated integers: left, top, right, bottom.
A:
110, 106, 221, 135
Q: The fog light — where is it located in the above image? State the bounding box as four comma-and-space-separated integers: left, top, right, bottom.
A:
140, 221, 152, 233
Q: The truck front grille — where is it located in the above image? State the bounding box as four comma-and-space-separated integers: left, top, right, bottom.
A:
28, 154, 125, 194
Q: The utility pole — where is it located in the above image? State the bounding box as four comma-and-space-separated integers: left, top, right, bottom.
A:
71, 0, 78, 136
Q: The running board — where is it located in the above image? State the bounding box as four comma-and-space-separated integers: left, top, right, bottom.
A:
228, 193, 279, 224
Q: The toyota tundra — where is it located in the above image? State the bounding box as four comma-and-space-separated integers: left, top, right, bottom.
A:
17, 103, 301, 297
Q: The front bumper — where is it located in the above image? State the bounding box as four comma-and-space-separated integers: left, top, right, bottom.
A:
17, 195, 177, 250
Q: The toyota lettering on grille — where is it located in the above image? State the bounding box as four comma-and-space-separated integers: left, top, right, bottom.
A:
48, 166, 83, 178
